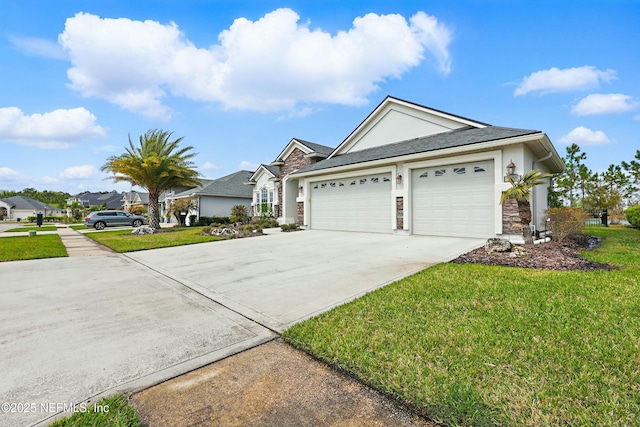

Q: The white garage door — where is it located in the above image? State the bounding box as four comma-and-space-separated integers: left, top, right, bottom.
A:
412, 161, 494, 238
310, 173, 392, 233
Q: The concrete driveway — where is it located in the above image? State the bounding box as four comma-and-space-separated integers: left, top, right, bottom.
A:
126, 230, 484, 332
0, 230, 482, 426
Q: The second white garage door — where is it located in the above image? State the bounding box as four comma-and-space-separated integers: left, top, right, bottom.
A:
412, 160, 495, 238
310, 173, 392, 233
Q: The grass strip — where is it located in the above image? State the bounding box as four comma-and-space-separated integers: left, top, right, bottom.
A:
49, 394, 142, 427
5, 226, 59, 232
284, 226, 640, 427
0, 234, 67, 261
84, 227, 225, 252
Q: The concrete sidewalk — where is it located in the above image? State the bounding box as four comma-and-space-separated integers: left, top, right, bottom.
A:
0, 224, 115, 256
56, 226, 115, 256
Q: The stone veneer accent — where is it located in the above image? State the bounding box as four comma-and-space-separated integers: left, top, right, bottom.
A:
279, 147, 315, 223
297, 202, 304, 225
502, 198, 522, 234
396, 197, 404, 229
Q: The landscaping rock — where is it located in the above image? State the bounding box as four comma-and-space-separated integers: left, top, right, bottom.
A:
211, 227, 238, 236
485, 238, 513, 254
132, 225, 156, 235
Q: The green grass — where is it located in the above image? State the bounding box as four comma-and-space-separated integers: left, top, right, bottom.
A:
49, 394, 142, 427
84, 227, 225, 252
284, 226, 640, 427
69, 224, 87, 230
5, 226, 59, 232
0, 234, 67, 261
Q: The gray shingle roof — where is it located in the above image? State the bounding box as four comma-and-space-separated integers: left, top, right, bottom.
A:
0, 196, 58, 211
73, 191, 123, 209
175, 171, 253, 198
293, 126, 541, 175
263, 164, 280, 178
294, 139, 334, 157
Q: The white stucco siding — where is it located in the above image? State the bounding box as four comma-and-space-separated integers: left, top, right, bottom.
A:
199, 196, 251, 218
341, 105, 471, 155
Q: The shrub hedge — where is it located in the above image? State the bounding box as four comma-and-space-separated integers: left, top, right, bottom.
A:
625, 205, 640, 228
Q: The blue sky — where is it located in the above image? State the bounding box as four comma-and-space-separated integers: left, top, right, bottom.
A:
1, 1, 638, 194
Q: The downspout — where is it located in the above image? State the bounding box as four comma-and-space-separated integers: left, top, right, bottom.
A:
532, 149, 554, 234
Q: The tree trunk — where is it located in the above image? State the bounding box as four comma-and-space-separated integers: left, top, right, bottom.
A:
517, 200, 534, 245
148, 191, 161, 230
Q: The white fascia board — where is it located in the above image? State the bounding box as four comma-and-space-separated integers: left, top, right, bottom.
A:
294, 133, 547, 179
274, 138, 314, 162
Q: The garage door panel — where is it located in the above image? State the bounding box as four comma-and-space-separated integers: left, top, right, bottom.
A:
311, 173, 392, 233
412, 161, 494, 238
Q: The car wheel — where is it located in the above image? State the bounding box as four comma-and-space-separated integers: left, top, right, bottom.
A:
94, 222, 106, 230
132, 220, 142, 227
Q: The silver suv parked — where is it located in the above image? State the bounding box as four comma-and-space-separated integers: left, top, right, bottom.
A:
84, 210, 147, 230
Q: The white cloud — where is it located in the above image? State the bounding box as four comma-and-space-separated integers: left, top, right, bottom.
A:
0, 167, 20, 180
0, 107, 107, 149
239, 160, 260, 171
559, 126, 612, 146
571, 93, 639, 116
58, 10, 452, 118
514, 66, 616, 96
9, 35, 67, 60
201, 161, 222, 170
59, 165, 98, 179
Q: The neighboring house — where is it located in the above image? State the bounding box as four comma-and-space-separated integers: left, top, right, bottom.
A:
67, 191, 123, 210
161, 171, 253, 223
122, 191, 149, 213
268, 96, 564, 242
0, 196, 63, 221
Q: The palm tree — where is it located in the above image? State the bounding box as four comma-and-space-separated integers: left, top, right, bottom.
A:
102, 129, 201, 229
500, 169, 551, 245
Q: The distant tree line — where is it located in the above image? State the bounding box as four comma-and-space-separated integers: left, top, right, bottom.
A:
550, 144, 640, 222
0, 188, 72, 208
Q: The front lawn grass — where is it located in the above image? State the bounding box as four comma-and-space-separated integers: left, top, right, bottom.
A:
5, 225, 59, 232
49, 394, 142, 427
69, 224, 87, 230
85, 227, 225, 252
284, 226, 640, 427
0, 234, 68, 261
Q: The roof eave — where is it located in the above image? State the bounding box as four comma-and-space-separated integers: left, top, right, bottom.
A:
292, 133, 548, 178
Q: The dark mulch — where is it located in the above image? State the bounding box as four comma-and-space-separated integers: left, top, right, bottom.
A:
450, 235, 616, 271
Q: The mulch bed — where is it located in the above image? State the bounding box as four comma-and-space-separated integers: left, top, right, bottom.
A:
450, 235, 616, 271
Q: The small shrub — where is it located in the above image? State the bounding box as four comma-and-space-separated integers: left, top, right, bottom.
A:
229, 205, 249, 224
280, 223, 300, 232
195, 216, 213, 226
625, 205, 640, 228
241, 224, 255, 234
202, 226, 212, 234
546, 207, 589, 242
